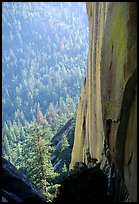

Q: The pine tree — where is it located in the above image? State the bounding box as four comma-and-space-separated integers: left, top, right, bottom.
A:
62, 163, 68, 174
21, 124, 57, 196
9, 128, 17, 143
3, 122, 10, 138
58, 134, 71, 171
37, 110, 44, 124
12, 142, 23, 168
3, 135, 12, 162
17, 119, 26, 141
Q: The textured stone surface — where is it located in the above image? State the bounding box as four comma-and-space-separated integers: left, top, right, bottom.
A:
69, 80, 87, 166
2, 157, 46, 202
70, 2, 137, 202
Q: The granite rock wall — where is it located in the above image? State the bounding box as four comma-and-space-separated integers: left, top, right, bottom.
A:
70, 2, 137, 202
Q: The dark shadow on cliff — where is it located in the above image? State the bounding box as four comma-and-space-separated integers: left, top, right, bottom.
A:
52, 164, 112, 203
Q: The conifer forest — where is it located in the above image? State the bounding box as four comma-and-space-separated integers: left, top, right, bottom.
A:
2, 2, 137, 202
2, 2, 88, 201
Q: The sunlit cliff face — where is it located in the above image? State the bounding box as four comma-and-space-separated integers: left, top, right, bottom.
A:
70, 2, 137, 202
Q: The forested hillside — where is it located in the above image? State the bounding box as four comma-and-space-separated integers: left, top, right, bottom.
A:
2, 2, 88, 124
2, 2, 88, 201
2, 2, 137, 203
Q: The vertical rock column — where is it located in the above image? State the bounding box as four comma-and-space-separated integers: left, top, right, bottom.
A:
70, 2, 109, 169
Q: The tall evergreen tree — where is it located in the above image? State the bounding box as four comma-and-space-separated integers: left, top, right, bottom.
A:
2, 135, 12, 161
58, 134, 71, 171
21, 124, 57, 196
37, 103, 44, 125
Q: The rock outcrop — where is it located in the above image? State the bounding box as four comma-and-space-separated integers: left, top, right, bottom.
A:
70, 2, 137, 202
2, 157, 46, 202
51, 118, 75, 172
52, 118, 74, 145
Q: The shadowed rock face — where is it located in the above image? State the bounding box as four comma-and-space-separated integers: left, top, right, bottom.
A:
52, 165, 112, 203
52, 118, 74, 145
70, 2, 137, 202
2, 157, 46, 202
51, 118, 75, 172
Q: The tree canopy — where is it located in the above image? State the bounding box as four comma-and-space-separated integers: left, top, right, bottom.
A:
2, 2, 88, 201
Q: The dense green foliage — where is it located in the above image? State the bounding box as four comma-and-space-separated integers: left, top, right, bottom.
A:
21, 124, 58, 196
2, 2, 88, 125
2, 2, 88, 200
53, 134, 71, 172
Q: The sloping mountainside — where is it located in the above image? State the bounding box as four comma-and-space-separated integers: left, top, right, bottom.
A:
2, 2, 88, 126
70, 2, 137, 202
